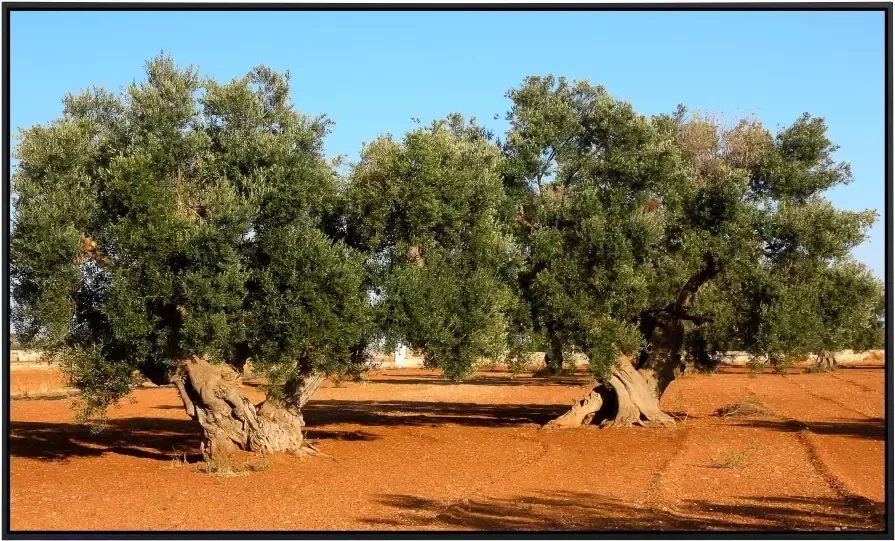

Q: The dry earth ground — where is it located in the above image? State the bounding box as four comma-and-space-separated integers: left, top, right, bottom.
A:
6, 362, 887, 532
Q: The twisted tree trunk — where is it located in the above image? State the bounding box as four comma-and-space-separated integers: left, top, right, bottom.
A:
544, 354, 677, 429
545, 254, 718, 430
812, 350, 839, 372
173, 356, 322, 460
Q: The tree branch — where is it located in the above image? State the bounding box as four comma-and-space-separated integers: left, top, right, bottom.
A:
514, 204, 537, 232
645, 254, 720, 327
678, 314, 713, 325
293, 373, 325, 409
173, 377, 197, 419
536, 148, 557, 193
672, 253, 720, 314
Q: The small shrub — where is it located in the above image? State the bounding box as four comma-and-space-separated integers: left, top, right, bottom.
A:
168, 451, 189, 469
770, 354, 795, 375
506, 356, 535, 377
199, 454, 272, 476
200, 458, 248, 477
707, 438, 759, 469
532, 362, 576, 378
746, 356, 765, 377
715, 395, 774, 418
695, 360, 720, 375
249, 455, 272, 472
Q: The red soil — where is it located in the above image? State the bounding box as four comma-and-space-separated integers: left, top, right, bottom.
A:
8, 366, 886, 531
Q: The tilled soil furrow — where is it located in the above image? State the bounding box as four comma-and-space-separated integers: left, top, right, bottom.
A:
781, 377, 879, 419
9, 367, 886, 531
656, 416, 867, 530
828, 372, 883, 395
645, 423, 692, 511
747, 376, 885, 506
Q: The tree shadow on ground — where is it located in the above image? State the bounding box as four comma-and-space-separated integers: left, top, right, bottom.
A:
303, 429, 380, 442
241, 374, 593, 389
9, 418, 380, 462
152, 396, 569, 431
730, 418, 885, 441
9, 418, 201, 462
364, 491, 885, 531
833, 365, 885, 370
11, 398, 575, 462
364, 373, 592, 387
303, 400, 568, 428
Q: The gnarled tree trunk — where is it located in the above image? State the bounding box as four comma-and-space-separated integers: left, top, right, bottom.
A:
544, 355, 677, 429
539, 331, 566, 376
545, 254, 718, 430
173, 356, 323, 460
812, 350, 839, 372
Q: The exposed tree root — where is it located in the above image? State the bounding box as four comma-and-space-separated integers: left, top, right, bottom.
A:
542, 386, 606, 429
543, 360, 675, 430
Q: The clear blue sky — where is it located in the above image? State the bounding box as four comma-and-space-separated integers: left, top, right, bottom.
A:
10, 10, 885, 278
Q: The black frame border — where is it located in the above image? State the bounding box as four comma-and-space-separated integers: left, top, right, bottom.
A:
2, 2, 892, 540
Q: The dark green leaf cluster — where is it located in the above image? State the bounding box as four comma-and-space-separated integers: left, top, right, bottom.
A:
12, 55, 372, 416
340, 115, 520, 380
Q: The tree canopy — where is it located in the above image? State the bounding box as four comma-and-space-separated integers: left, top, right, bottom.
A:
11, 56, 884, 452
338, 114, 522, 380
501, 76, 880, 377
11, 56, 372, 455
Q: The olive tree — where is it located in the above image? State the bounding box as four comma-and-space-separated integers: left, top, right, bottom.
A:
11, 56, 372, 459
500, 76, 881, 428
337, 115, 524, 380
12, 57, 882, 452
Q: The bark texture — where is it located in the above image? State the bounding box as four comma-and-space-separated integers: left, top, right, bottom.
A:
174, 356, 319, 460
543, 386, 607, 428
544, 254, 719, 430
812, 351, 839, 372
544, 358, 675, 429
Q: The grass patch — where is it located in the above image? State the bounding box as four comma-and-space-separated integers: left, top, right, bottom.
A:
707, 438, 759, 469
197, 455, 272, 477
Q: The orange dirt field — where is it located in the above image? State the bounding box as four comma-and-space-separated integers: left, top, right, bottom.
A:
7, 365, 887, 532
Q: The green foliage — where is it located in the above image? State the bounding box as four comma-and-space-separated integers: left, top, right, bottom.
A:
11, 57, 882, 413
682, 326, 720, 373
501, 76, 882, 382
769, 354, 795, 375
340, 115, 519, 380
11, 55, 372, 419
747, 356, 766, 377
503, 76, 681, 380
